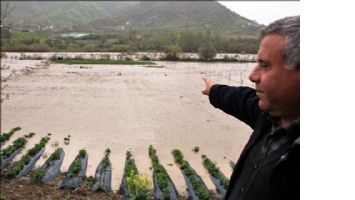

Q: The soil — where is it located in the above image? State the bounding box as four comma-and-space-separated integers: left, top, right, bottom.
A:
0, 173, 122, 200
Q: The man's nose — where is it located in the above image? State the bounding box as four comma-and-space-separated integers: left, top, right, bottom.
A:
249, 67, 260, 83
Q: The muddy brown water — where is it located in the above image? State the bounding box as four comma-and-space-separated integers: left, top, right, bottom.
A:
1, 54, 256, 195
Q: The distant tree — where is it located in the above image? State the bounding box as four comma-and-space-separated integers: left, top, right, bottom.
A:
1, 2, 15, 25
82, 44, 96, 52
1, 2, 15, 58
178, 30, 202, 52
163, 45, 182, 60
198, 42, 216, 61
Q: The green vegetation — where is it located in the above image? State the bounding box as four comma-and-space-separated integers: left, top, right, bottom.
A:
79, 149, 86, 158
30, 168, 46, 182
92, 148, 111, 191
63, 135, 71, 145
126, 173, 152, 200
2, 30, 258, 55
51, 58, 156, 65
86, 176, 96, 187
24, 132, 35, 138
102, 148, 111, 169
124, 151, 152, 199
67, 149, 86, 177
201, 155, 229, 189
27, 137, 49, 157
0, 137, 26, 160
67, 159, 82, 178
4, 137, 49, 178
149, 145, 174, 200
172, 149, 212, 200
31, 148, 62, 182
0, 127, 21, 143
192, 146, 200, 153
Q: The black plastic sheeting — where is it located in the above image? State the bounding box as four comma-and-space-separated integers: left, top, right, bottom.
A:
16, 147, 45, 178
209, 174, 226, 198
41, 148, 65, 183
0, 144, 26, 169
60, 153, 88, 189
91, 158, 112, 193
152, 171, 179, 200
181, 168, 212, 200
120, 176, 130, 200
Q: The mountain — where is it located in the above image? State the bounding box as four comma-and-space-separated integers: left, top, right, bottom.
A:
1, 1, 262, 37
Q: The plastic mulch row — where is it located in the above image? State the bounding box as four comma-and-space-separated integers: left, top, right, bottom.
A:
91, 158, 112, 193
0, 144, 26, 169
152, 171, 179, 200
16, 147, 45, 178
209, 174, 226, 198
119, 157, 137, 200
60, 153, 88, 189
0, 127, 21, 146
41, 148, 65, 183
181, 167, 213, 200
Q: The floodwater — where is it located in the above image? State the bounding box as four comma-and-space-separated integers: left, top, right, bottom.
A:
1, 52, 256, 195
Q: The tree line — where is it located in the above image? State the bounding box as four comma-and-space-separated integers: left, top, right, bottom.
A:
1, 29, 259, 58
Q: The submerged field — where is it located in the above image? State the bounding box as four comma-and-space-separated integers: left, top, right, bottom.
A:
1, 53, 255, 197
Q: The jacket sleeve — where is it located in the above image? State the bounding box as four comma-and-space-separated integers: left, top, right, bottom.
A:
209, 85, 261, 129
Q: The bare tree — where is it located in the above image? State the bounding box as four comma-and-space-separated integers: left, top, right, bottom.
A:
1, 2, 15, 103
1, 1, 15, 25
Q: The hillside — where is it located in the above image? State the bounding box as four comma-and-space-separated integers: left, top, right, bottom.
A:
1, 1, 262, 37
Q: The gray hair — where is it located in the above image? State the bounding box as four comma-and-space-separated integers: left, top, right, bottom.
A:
260, 15, 300, 70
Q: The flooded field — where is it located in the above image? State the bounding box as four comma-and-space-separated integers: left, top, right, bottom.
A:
1, 52, 256, 195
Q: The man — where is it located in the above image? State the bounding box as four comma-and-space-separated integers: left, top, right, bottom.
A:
202, 16, 300, 200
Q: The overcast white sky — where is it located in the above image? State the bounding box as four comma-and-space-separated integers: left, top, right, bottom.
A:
219, 1, 300, 25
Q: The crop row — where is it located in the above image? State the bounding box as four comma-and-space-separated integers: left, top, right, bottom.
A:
0, 127, 21, 145
3, 136, 50, 178
149, 145, 179, 200
172, 149, 213, 200
1, 137, 232, 199
202, 155, 229, 198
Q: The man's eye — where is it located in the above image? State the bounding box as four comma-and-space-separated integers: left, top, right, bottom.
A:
260, 62, 269, 68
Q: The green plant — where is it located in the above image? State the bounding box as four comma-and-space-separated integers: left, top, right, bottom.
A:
0, 137, 26, 160
79, 149, 86, 158
4, 137, 49, 178
31, 148, 62, 182
86, 176, 95, 187
31, 168, 46, 182
192, 146, 200, 153
149, 145, 172, 199
172, 149, 212, 200
124, 151, 152, 199
67, 159, 81, 177
202, 155, 229, 189
102, 148, 111, 168
4, 155, 31, 178
172, 149, 184, 164
126, 172, 152, 200
24, 132, 35, 138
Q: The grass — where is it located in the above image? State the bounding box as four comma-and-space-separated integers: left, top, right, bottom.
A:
51, 59, 156, 65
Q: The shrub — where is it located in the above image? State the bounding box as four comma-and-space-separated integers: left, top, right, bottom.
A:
163, 45, 182, 60
126, 173, 152, 200
198, 43, 217, 61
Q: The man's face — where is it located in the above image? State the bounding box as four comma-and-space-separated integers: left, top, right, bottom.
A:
249, 34, 300, 119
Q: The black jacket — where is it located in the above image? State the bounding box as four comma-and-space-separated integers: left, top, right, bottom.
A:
209, 85, 300, 200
